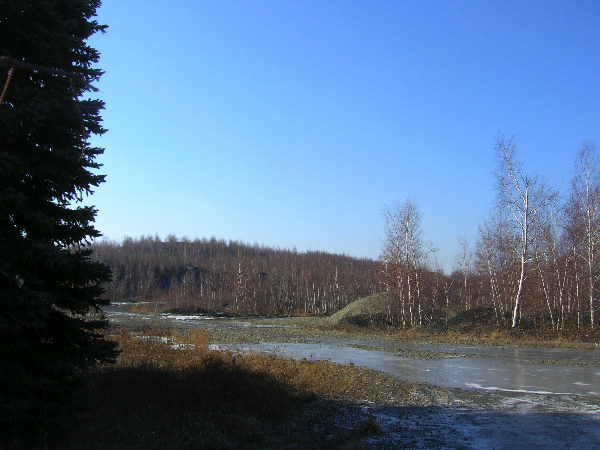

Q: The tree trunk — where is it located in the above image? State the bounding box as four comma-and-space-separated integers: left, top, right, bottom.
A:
512, 252, 526, 328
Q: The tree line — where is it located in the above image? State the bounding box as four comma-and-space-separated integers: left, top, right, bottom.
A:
381, 137, 600, 332
93, 137, 599, 334
92, 236, 379, 315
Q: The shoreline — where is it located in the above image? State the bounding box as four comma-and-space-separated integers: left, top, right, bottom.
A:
90, 310, 600, 448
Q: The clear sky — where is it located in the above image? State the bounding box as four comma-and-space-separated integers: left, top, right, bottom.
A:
85, 0, 600, 272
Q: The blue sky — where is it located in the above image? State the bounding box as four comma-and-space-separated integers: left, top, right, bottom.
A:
86, 1, 600, 272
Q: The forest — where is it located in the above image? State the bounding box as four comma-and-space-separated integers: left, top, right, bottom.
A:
92, 236, 379, 316
93, 138, 600, 335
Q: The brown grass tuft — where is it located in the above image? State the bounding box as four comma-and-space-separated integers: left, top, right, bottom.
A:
128, 302, 170, 314
189, 328, 210, 352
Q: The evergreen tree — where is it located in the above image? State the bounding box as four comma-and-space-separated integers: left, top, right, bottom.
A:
0, 0, 116, 437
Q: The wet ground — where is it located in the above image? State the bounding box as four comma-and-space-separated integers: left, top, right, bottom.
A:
106, 303, 600, 448
216, 342, 600, 397
360, 396, 600, 449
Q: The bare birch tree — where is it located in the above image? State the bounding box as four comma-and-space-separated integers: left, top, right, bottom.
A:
382, 199, 431, 327
475, 220, 502, 324
454, 237, 473, 311
533, 210, 569, 330
495, 136, 557, 328
475, 215, 518, 326
569, 142, 600, 330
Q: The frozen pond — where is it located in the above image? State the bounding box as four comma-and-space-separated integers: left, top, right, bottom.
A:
224, 342, 600, 397
417, 342, 600, 364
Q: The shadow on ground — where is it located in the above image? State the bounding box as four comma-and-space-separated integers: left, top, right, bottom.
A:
363, 404, 600, 449
56, 363, 600, 449
50, 359, 380, 449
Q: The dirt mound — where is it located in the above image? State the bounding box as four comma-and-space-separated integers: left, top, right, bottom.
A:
445, 307, 499, 332
325, 293, 393, 327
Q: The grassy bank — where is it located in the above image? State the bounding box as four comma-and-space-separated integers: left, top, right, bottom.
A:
122, 300, 600, 348
386, 325, 600, 349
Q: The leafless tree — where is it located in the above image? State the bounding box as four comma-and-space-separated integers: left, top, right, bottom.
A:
92, 237, 379, 316
382, 199, 432, 327
474, 215, 518, 326
454, 237, 473, 311
495, 136, 557, 328
569, 142, 600, 330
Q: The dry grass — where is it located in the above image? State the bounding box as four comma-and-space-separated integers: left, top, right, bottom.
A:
112, 328, 412, 402
387, 325, 600, 349
128, 302, 171, 314
49, 327, 415, 449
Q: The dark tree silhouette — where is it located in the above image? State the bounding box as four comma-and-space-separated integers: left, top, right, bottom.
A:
0, 0, 115, 437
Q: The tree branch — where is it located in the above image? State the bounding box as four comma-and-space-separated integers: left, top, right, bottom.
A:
0, 56, 99, 92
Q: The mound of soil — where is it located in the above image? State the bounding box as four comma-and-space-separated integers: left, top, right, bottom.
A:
444, 307, 500, 333
325, 293, 394, 328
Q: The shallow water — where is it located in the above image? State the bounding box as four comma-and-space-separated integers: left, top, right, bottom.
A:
328, 337, 600, 364
224, 342, 600, 397
419, 342, 600, 363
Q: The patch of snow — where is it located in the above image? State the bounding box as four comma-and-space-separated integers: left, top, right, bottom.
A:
231, 321, 297, 328
136, 335, 170, 343
464, 383, 565, 395
171, 343, 194, 350
163, 314, 215, 321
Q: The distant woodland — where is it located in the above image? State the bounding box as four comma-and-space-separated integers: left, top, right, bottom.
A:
92, 236, 379, 316
93, 139, 600, 334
